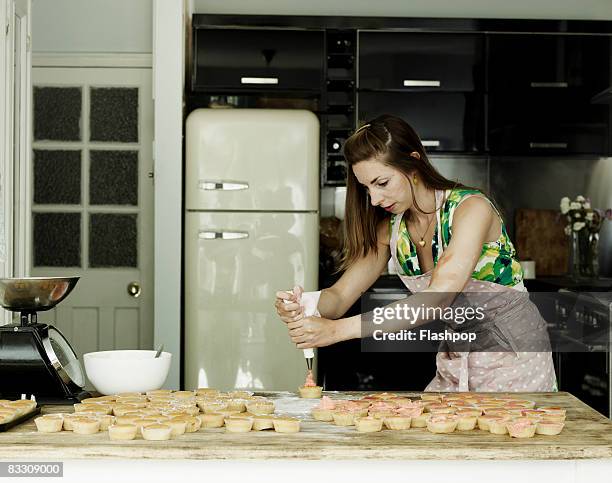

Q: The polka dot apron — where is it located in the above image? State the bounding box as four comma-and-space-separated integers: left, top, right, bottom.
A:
390, 190, 558, 392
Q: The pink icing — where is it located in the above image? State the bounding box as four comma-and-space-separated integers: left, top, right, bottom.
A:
394, 407, 423, 417
304, 370, 317, 387
335, 400, 363, 412
314, 396, 336, 410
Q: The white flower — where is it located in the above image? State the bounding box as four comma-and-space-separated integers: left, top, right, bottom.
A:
573, 222, 586, 231
570, 202, 581, 210
576, 195, 586, 203
586, 212, 594, 221
560, 197, 570, 214
564, 225, 572, 235
574, 212, 582, 218
584, 201, 591, 209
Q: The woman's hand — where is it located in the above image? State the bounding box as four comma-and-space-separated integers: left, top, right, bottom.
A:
286, 316, 342, 349
274, 288, 304, 324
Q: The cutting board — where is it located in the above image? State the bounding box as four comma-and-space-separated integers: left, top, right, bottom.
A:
515, 208, 569, 276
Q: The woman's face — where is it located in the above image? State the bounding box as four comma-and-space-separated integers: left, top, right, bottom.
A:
352, 158, 412, 214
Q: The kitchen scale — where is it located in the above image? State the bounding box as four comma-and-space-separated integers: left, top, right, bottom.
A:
0, 277, 90, 404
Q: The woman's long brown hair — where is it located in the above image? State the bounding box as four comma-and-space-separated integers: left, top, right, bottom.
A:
338, 114, 475, 272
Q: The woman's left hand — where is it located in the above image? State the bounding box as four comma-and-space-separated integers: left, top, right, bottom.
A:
286, 316, 340, 349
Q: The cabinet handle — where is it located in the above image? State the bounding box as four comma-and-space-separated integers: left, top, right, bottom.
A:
529, 142, 568, 149
403, 80, 441, 87
421, 140, 441, 148
241, 77, 279, 85
199, 180, 249, 191
530, 82, 568, 88
199, 231, 249, 240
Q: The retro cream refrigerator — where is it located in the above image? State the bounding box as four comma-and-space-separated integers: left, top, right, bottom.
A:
184, 109, 319, 391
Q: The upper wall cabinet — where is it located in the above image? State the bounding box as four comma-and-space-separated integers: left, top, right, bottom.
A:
487, 34, 611, 155
358, 32, 485, 91
487, 34, 610, 93
192, 28, 325, 92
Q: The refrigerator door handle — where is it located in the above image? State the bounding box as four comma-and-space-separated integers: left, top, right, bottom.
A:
199, 230, 249, 240
199, 180, 249, 191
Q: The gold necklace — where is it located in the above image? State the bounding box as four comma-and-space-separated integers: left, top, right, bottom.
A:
412, 212, 436, 247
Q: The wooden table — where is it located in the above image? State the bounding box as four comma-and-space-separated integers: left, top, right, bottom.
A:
1, 391, 611, 460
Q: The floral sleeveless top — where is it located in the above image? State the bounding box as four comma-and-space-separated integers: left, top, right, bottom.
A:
391, 188, 524, 287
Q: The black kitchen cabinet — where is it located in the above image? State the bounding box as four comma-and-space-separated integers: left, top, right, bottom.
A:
359, 91, 485, 152
487, 34, 611, 93
192, 28, 325, 92
489, 90, 610, 155
358, 32, 485, 91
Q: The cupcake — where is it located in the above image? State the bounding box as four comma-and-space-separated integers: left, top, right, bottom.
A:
199, 401, 229, 413
298, 386, 323, 399
227, 391, 254, 399
383, 416, 412, 430
141, 424, 172, 441
34, 415, 63, 433
196, 388, 220, 397
354, 416, 383, 433
97, 415, 116, 431
245, 400, 275, 415
311, 396, 336, 422
488, 416, 511, 435
198, 412, 225, 428
426, 415, 459, 434
539, 407, 567, 420
226, 399, 247, 412
252, 415, 275, 431
165, 419, 187, 436
225, 416, 253, 433
410, 413, 429, 428
506, 419, 537, 438
273, 417, 301, 433
108, 424, 138, 440
477, 415, 497, 431
72, 417, 101, 435
332, 411, 356, 426
536, 420, 565, 436
427, 404, 456, 415
455, 411, 478, 431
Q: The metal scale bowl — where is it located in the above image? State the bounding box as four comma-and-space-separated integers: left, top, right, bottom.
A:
0, 277, 89, 404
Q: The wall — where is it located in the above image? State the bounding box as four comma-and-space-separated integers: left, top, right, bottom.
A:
31, 0, 152, 53
192, 0, 612, 20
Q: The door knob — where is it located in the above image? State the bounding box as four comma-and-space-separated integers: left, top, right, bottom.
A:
127, 281, 141, 298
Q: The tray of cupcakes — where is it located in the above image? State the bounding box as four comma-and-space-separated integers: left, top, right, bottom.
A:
0, 398, 40, 432
33, 388, 301, 440
310, 392, 566, 438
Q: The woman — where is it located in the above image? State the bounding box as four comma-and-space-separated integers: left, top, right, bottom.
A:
275, 114, 557, 392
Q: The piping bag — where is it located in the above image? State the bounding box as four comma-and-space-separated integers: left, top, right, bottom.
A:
283, 286, 322, 374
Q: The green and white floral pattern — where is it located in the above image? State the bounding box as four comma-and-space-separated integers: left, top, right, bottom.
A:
392, 188, 524, 287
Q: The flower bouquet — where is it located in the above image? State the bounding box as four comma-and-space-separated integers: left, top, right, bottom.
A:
560, 195, 612, 278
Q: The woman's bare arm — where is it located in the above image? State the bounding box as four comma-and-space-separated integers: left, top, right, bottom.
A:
318, 218, 391, 319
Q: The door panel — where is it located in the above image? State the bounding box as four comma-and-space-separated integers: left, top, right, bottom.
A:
30, 67, 153, 390
184, 211, 319, 391
185, 109, 319, 211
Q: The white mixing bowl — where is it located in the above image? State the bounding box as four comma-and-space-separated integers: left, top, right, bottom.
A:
83, 350, 171, 395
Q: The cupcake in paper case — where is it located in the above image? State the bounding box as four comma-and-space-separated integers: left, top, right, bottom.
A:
488, 416, 513, 435
298, 370, 322, 399
383, 415, 412, 430
273, 417, 300, 433
506, 418, 537, 438
354, 416, 383, 433
535, 420, 565, 436
426, 414, 459, 434
311, 396, 336, 422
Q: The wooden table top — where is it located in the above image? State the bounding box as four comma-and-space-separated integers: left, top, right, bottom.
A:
1, 391, 611, 460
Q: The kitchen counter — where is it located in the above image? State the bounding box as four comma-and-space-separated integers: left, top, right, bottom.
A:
0, 391, 611, 460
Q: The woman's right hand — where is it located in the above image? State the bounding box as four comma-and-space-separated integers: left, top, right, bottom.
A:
274, 287, 304, 325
